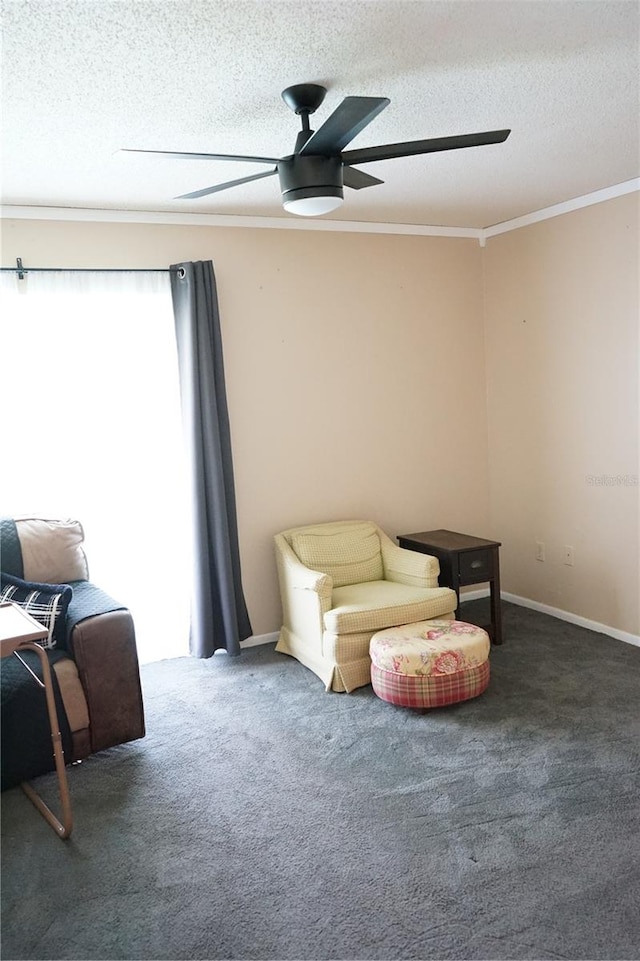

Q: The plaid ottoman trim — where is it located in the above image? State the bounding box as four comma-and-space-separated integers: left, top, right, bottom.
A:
371, 659, 490, 708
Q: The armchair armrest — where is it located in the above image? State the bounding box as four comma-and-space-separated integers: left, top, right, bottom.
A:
381, 540, 440, 588
274, 534, 334, 644
275, 535, 333, 599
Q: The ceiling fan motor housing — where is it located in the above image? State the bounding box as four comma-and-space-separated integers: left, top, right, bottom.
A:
277, 154, 344, 205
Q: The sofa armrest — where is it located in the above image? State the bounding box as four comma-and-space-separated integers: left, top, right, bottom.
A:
381, 540, 440, 588
70, 610, 145, 754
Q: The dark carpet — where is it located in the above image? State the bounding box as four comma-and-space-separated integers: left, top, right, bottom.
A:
2, 601, 639, 961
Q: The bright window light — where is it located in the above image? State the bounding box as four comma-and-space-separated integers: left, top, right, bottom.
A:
0, 270, 191, 664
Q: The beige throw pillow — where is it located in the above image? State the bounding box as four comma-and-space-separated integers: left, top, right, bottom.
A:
16, 517, 89, 584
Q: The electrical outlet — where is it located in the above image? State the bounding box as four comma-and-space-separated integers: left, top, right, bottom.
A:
564, 545, 575, 566
536, 541, 545, 562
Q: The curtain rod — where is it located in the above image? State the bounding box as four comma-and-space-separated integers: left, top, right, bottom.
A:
1, 258, 180, 280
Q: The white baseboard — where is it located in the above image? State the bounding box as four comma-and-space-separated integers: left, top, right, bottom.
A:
241, 631, 279, 648
459, 588, 490, 602
500, 592, 640, 648
243, 595, 640, 651
457, 588, 640, 648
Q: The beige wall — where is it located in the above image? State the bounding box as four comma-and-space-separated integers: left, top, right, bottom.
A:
483, 193, 639, 635
2, 199, 637, 637
1, 219, 489, 635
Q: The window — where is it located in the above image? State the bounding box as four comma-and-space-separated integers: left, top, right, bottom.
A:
0, 269, 190, 663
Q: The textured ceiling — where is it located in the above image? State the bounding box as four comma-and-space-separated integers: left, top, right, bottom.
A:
1, 0, 639, 228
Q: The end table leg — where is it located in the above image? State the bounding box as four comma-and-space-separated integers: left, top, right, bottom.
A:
490, 565, 503, 645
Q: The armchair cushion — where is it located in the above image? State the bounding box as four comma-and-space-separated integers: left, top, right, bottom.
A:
290, 521, 383, 587
326, 582, 457, 635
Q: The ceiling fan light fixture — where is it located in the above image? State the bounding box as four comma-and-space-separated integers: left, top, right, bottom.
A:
278, 155, 344, 217
122, 83, 511, 214
283, 187, 344, 217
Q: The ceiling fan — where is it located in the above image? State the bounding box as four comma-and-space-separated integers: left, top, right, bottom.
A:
122, 83, 511, 217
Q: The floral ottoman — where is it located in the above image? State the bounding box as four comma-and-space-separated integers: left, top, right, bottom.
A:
369, 620, 490, 708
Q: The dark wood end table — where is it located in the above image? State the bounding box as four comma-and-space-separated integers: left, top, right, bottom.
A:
397, 529, 503, 645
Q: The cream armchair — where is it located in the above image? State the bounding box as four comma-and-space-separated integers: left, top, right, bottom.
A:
274, 520, 457, 692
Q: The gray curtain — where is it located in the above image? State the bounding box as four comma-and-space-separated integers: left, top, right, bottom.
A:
170, 260, 252, 657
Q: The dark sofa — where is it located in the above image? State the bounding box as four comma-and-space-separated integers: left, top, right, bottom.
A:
1, 517, 145, 788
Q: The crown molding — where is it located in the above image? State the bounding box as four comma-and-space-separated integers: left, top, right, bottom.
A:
479, 178, 639, 245
0, 204, 480, 240
2, 178, 638, 244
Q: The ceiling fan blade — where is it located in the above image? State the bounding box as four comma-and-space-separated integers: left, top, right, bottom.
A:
299, 96, 390, 157
342, 129, 511, 165
174, 168, 277, 200
121, 148, 280, 164
342, 166, 384, 190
